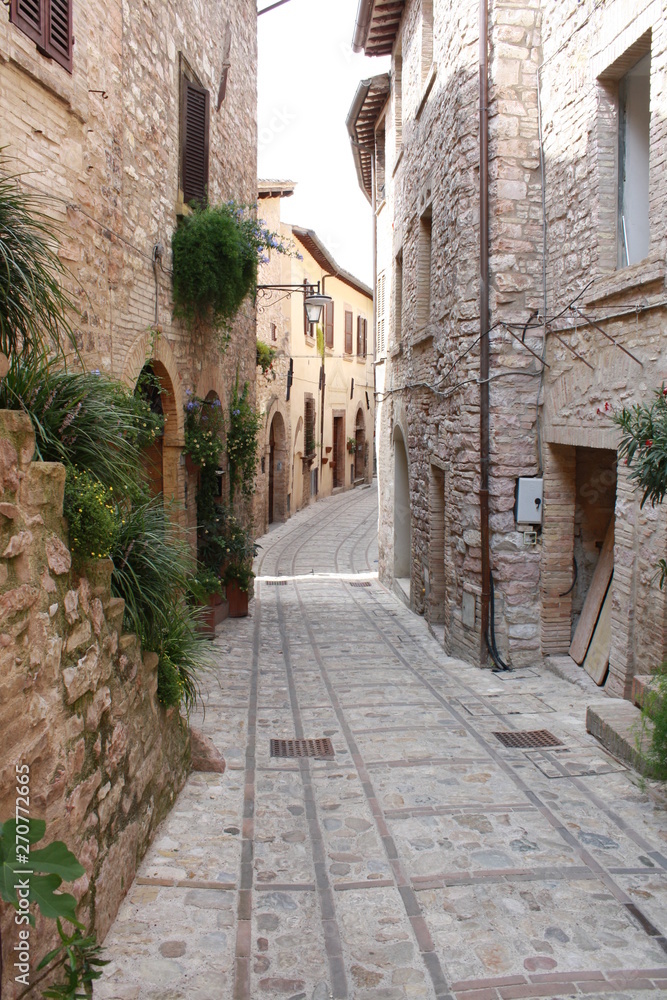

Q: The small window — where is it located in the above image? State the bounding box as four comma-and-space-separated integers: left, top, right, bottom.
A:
324, 301, 334, 349
618, 52, 650, 267
377, 271, 386, 355
357, 316, 367, 357
181, 74, 210, 206
270, 323, 277, 342
394, 250, 403, 343
344, 311, 353, 354
10, 0, 72, 73
375, 122, 386, 204
417, 209, 432, 329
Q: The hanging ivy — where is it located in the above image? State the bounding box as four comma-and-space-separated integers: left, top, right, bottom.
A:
227, 379, 261, 499
171, 202, 293, 333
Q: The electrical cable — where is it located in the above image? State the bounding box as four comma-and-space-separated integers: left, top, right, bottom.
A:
487, 572, 511, 672
559, 557, 578, 598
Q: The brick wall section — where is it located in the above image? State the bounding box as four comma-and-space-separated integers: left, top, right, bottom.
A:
0, 413, 189, 995
540, 444, 576, 653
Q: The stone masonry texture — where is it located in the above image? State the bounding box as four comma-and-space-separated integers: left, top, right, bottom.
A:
366, 0, 667, 698
0, 412, 190, 999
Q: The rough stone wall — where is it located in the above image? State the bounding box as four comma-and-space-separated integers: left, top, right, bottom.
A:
539, 0, 667, 696
0, 0, 258, 541
0, 413, 189, 997
376, 0, 543, 664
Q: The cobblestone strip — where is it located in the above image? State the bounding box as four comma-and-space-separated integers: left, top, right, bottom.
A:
450, 966, 667, 999
275, 586, 348, 999
348, 584, 667, 961
292, 580, 455, 1000
232, 589, 262, 1000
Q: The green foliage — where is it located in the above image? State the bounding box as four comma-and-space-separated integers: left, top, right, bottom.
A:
0, 349, 161, 501
256, 340, 276, 374
636, 671, 667, 780
0, 818, 84, 927
172, 203, 292, 333
63, 469, 117, 562
222, 560, 255, 593
615, 387, 667, 509
109, 496, 213, 710
198, 498, 257, 575
37, 921, 108, 1000
227, 379, 261, 499
183, 393, 224, 469
0, 164, 76, 358
187, 566, 224, 604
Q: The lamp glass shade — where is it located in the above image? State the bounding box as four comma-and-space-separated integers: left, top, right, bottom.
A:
304, 293, 331, 325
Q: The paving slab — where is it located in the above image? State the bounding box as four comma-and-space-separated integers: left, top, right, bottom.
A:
96, 483, 667, 1000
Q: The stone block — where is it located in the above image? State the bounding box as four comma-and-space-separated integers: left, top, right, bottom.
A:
2, 530, 33, 559
65, 770, 102, 827
87, 685, 112, 730
21, 463, 66, 516
0, 584, 40, 623
586, 699, 656, 776
94, 820, 140, 941
45, 533, 72, 576
190, 727, 226, 773
62, 644, 100, 704
66, 620, 92, 653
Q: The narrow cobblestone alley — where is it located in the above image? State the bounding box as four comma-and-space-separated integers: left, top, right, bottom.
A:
96, 484, 667, 1000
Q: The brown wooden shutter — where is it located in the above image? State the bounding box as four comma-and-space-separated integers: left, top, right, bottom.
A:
325, 301, 334, 348
344, 311, 353, 354
11, 0, 43, 46
362, 318, 367, 357
46, 0, 72, 72
356, 316, 362, 355
182, 79, 210, 205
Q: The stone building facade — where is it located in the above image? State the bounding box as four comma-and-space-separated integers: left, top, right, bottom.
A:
349, 0, 667, 695
0, 0, 258, 545
255, 185, 374, 536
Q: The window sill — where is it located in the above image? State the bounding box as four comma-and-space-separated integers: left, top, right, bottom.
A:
390, 342, 403, 359
413, 325, 434, 347
175, 196, 194, 218
375, 197, 386, 216
342, 354, 354, 362
2, 27, 87, 121
416, 63, 437, 122
585, 252, 666, 306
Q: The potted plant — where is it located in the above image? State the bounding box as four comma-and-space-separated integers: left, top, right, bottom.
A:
223, 561, 254, 617
188, 566, 228, 635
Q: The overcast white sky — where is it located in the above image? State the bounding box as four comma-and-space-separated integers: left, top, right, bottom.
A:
257, 0, 389, 287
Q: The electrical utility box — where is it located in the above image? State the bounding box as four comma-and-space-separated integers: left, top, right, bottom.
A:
515, 477, 543, 525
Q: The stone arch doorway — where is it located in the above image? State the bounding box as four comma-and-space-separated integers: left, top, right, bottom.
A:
393, 425, 411, 584
135, 360, 179, 500
354, 407, 366, 481
268, 411, 287, 524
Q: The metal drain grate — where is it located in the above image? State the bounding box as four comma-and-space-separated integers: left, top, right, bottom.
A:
266, 580, 288, 586
270, 738, 335, 759
493, 729, 564, 749
349, 581, 372, 588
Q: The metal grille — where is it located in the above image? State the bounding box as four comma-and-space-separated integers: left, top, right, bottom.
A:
349, 581, 372, 588
266, 580, 288, 586
270, 738, 334, 759
493, 729, 564, 749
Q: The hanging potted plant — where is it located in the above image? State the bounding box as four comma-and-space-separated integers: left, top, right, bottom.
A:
347, 436, 356, 454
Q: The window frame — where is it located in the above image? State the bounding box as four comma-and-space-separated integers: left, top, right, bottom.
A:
10, 0, 73, 74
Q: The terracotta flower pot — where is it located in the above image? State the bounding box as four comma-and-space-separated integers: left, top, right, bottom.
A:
185, 454, 201, 477
226, 578, 249, 618
197, 592, 229, 635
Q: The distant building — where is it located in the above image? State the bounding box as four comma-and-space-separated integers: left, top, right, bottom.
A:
255, 183, 374, 535
348, 0, 667, 703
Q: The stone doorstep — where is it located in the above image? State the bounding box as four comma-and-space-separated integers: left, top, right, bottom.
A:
586, 699, 657, 777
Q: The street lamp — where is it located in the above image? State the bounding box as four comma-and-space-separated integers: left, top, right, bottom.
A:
255, 281, 332, 327
304, 292, 331, 325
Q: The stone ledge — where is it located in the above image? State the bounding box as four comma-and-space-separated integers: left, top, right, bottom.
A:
586, 698, 656, 776
632, 673, 666, 715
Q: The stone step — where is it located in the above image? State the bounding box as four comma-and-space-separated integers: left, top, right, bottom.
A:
586, 698, 658, 777
632, 673, 666, 715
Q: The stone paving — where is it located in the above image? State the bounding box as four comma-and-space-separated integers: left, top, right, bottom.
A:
96, 483, 667, 1000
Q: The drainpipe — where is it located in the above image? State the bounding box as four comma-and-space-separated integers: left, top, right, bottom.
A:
479, 0, 490, 665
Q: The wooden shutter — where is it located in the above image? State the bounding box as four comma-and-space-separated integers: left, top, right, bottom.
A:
344, 311, 353, 354
362, 318, 367, 357
356, 316, 362, 355
325, 301, 334, 348
46, 0, 72, 72
11, 0, 43, 46
182, 78, 210, 205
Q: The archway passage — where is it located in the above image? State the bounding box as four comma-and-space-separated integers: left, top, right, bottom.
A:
135, 361, 179, 500
394, 427, 411, 583
355, 408, 366, 481
268, 411, 287, 524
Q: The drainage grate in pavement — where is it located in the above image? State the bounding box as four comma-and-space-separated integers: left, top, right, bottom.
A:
493, 729, 564, 749
349, 581, 372, 588
266, 580, 288, 586
270, 738, 335, 759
